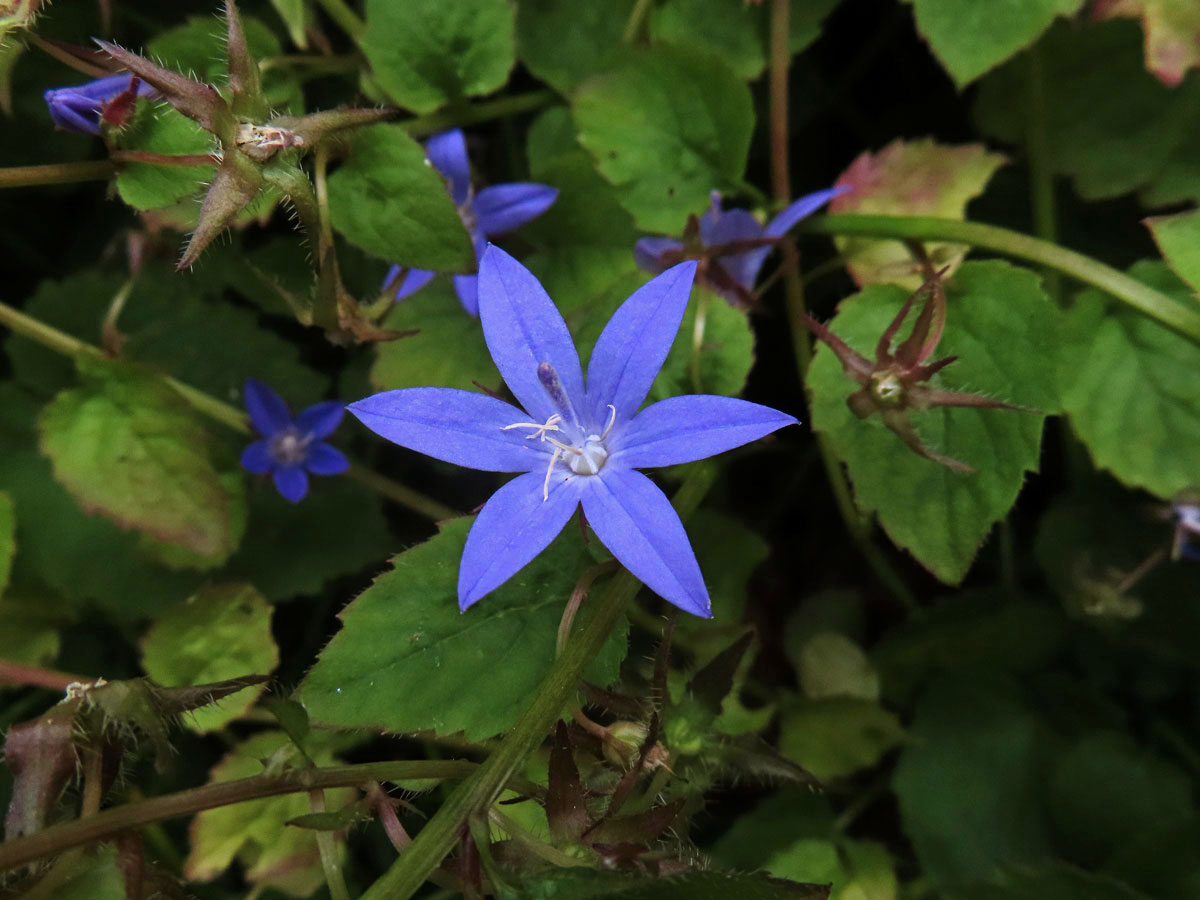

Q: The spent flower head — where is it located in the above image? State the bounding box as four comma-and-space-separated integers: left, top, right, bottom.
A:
350, 246, 798, 616
44, 73, 156, 135
634, 187, 847, 306
382, 129, 558, 315
240, 379, 350, 503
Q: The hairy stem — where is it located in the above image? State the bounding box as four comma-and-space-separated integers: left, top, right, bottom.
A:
0, 161, 118, 189
360, 463, 718, 900
309, 789, 352, 900
0, 300, 458, 521
800, 214, 1200, 342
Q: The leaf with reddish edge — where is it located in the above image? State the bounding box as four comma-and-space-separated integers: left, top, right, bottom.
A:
830, 138, 1007, 289
1093, 0, 1200, 87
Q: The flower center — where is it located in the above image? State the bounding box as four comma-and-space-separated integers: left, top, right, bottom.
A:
870, 371, 905, 406
270, 427, 310, 465
502, 404, 617, 500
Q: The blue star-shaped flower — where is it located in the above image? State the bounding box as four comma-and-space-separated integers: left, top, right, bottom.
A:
382, 129, 559, 315
634, 188, 848, 305
240, 380, 350, 503
350, 246, 798, 617
44, 73, 156, 136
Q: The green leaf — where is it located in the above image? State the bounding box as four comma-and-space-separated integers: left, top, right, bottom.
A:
777, 696, 904, 779
789, 0, 843, 54
297, 517, 628, 740
892, 674, 1055, 885
361, 0, 515, 113
40, 848, 128, 900
140, 583, 278, 732
944, 863, 1153, 900
796, 633, 880, 701
1047, 730, 1194, 865
327, 123, 474, 271
651, 293, 756, 402
115, 106, 214, 211
0, 593, 62, 670
371, 282, 498, 393
500, 870, 831, 900
1060, 261, 1200, 499
908, 0, 1084, 87
651, 0, 767, 80
807, 261, 1058, 583
0, 491, 12, 596
515, 0, 636, 94
573, 47, 754, 234
1094, 0, 1200, 87
766, 838, 897, 900
831, 138, 1008, 288
38, 359, 241, 558
185, 730, 356, 895
974, 19, 1200, 201
710, 787, 837, 871
1147, 209, 1200, 295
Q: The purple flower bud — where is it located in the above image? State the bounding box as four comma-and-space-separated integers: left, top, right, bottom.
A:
44, 73, 155, 136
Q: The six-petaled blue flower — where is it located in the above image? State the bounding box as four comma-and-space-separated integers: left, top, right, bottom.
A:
350, 246, 798, 617
44, 73, 156, 136
634, 187, 848, 305
382, 128, 558, 315
240, 379, 350, 503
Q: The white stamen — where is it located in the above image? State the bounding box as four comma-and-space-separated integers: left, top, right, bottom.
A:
601, 404, 617, 440
503, 407, 615, 504
501, 414, 562, 441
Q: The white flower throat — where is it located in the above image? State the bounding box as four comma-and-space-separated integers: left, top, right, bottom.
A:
270, 426, 311, 465
501, 362, 615, 500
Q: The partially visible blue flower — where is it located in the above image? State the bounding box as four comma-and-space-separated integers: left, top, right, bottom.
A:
634, 187, 848, 305
382, 129, 558, 315
351, 246, 798, 617
1172, 501, 1200, 561
240, 379, 350, 503
44, 73, 156, 136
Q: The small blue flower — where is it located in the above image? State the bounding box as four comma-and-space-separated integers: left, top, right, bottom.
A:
240, 379, 350, 503
382, 129, 558, 315
44, 73, 156, 136
634, 187, 848, 305
350, 246, 798, 616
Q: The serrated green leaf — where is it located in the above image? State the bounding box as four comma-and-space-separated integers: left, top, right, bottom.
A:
777, 696, 903, 779
909, 0, 1084, 87
297, 517, 628, 740
115, 105, 214, 211
327, 123, 474, 271
185, 730, 355, 894
651, 0, 767, 80
140, 583, 278, 732
362, 0, 515, 113
974, 19, 1200, 201
515, 0, 636, 94
38, 359, 240, 558
831, 138, 1007, 288
1147, 209, 1200, 295
371, 282, 497, 393
500, 870, 830, 900
573, 47, 754, 234
808, 261, 1058, 583
1060, 261, 1200, 499
1094, 0, 1200, 87
893, 674, 1055, 885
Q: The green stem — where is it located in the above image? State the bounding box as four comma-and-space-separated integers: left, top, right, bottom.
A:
399, 90, 556, 139
622, 0, 655, 44
768, 0, 914, 609
0, 761, 495, 872
0, 300, 458, 521
0, 660, 87, 691
800, 214, 1200, 342
1025, 45, 1061, 300
309, 789, 353, 900
0, 161, 118, 190
360, 463, 718, 900
315, 0, 365, 41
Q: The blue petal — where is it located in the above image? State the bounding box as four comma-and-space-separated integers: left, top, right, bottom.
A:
763, 186, 850, 240
348, 387, 548, 473
240, 439, 275, 474
45, 92, 102, 135
69, 73, 141, 101
612, 395, 798, 469
296, 400, 345, 440
273, 466, 309, 503
304, 442, 350, 475
243, 378, 293, 436
453, 274, 479, 315
585, 261, 697, 425
384, 265, 437, 300
700, 207, 767, 292
634, 237, 683, 274
425, 129, 471, 207
458, 471, 581, 610
476, 245, 587, 430
581, 468, 710, 618
474, 183, 559, 236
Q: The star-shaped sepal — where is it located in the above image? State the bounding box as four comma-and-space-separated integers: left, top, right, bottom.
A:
805, 267, 1031, 473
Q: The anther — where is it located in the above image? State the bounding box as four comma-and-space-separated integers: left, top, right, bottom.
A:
537, 362, 575, 422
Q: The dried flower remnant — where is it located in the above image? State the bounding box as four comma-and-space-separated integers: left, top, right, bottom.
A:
350, 246, 797, 616
805, 268, 1030, 473
382, 129, 558, 314
240, 379, 350, 503
634, 187, 846, 305
44, 73, 155, 135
